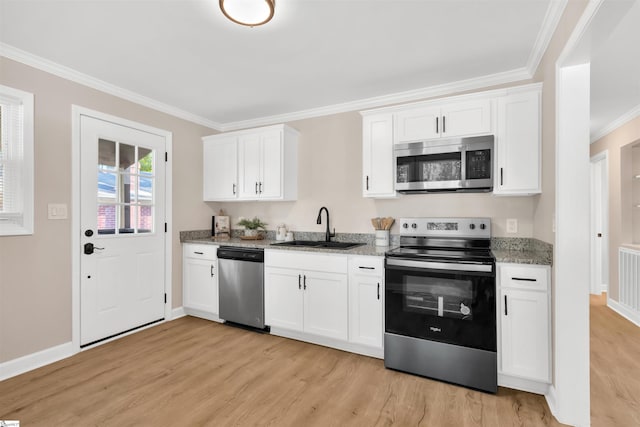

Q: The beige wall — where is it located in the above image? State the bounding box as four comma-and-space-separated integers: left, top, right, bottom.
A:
590, 115, 640, 302
218, 111, 537, 237
0, 57, 217, 362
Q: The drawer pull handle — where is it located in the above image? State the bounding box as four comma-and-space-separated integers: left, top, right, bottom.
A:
377, 283, 380, 300
504, 295, 508, 316
303, 275, 307, 290
298, 274, 301, 290
512, 277, 537, 282
211, 265, 214, 277
359, 266, 375, 270
194, 251, 204, 255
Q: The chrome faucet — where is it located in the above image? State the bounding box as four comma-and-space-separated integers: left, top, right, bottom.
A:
316, 206, 336, 242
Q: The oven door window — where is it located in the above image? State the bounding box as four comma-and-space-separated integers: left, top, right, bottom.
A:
385, 263, 496, 351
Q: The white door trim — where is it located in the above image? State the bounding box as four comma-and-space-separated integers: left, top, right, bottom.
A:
71, 105, 173, 353
590, 150, 609, 295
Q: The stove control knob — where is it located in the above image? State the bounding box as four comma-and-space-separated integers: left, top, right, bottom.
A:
402, 223, 408, 229
480, 223, 486, 230
411, 223, 417, 229
469, 224, 476, 230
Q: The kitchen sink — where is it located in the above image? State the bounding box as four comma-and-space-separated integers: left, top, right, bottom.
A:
270, 240, 365, 250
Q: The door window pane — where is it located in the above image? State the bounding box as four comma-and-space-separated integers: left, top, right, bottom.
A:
98, 139, 116, 170
97, 141, 155, 235
98, 172, 117, 201
138, 148, 153, 176
97, 204, 116, 234
119, 143, 136, 173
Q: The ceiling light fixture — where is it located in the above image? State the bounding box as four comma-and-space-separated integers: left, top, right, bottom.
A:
219, 0, 275, 27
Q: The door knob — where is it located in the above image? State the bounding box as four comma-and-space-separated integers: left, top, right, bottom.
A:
84, 243, 104, 255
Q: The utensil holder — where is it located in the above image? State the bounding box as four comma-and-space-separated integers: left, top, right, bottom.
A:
375, 230, 390, 247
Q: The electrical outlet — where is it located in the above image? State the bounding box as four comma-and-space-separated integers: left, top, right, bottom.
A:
506, 218, 518, 234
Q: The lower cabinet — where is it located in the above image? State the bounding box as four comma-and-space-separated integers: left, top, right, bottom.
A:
348, 256, 384, 348
183, 244, 220, 321
497, 263, 551, 391
265, 250, 383, 357
265, 251, 348, 341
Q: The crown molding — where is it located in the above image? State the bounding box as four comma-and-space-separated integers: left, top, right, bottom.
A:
0, 43, 223, 131
219, 67, 532, 131
526, 0, 569, 75
591, 103, 640, 143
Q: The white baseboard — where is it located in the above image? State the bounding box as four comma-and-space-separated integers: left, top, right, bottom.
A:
183, 308, 223, 323
498, 374, 550, 395
607, 298, 640, 327
270, 327, 383, 359
601, 283, 608, 293
171, 306, 186, 320
545, 385, 558, 420
0, 341, 75, 381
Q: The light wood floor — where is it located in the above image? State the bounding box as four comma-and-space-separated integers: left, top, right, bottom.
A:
0, 317, 560, 426
590, 293, 640, 427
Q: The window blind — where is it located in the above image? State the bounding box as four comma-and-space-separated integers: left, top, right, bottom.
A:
0, 85, 34, 235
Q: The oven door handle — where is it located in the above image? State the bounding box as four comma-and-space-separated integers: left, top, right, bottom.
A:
385, 257, 493, 273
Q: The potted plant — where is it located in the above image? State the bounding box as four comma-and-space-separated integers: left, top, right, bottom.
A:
237, 217, 268, 237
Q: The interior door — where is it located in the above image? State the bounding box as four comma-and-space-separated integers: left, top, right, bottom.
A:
80, 115, 166, 346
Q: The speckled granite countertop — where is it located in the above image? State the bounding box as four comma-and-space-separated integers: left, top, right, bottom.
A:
491, 237, 553, 266
180, 230, 552, 264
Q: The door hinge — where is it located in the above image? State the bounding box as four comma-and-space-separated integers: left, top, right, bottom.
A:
165, 152, 168, 162
164, 293, 167, 304
165, 223, 167, 233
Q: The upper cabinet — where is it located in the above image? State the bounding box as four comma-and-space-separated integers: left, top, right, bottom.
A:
394, 99, 493, 143
203, 136, 238, 201
203, 124, 299, 202
494, 88, 542, 195
360, 83, 542, 198
362, 113, 396, 198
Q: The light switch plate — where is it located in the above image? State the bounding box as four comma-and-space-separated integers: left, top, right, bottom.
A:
48, 203, 68, 220
506, 218, 518, 234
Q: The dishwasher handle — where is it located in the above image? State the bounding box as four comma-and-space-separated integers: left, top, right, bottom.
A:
217, 247, 264, 263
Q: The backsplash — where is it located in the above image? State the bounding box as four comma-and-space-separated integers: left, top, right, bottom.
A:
180, 229, 401, 245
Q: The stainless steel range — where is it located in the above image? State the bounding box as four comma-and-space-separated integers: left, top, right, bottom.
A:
384, 217, 497, 393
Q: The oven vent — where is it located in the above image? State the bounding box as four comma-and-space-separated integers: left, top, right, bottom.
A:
618, 247, 640, 323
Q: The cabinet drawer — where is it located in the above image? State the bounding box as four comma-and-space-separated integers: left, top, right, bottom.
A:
266, 249, 347, 274
183, 244, 218, 260
349, 256, 384, 276
499, 264, 548, 292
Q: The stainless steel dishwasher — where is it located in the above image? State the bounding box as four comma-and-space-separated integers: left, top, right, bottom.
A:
217, 246, 266, 329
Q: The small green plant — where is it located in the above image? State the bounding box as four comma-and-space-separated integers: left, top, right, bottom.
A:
237, 217, 268, 230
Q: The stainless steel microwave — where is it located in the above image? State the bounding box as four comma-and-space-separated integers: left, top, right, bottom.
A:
394, 135, 494, 193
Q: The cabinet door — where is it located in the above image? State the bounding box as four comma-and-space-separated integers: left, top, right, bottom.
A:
183, 257, 218, 314
238, 133, 262, 199
394, 106, 440, 143
500, 288, 550, 382
265, 267, 304, 332
495, 91, 541, 194
348, 273, 383, 348
363, 114, 395, 198
203, 137, 238, 201
440, 99, 492, 138
259, 130, 283, 199
303, 271, 348, 340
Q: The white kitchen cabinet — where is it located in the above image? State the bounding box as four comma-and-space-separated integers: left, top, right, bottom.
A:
348, 256, 384, 348
202, 124, 298, 201
265, 250, 348, 341
394, 99, 492, 143
494, 87, 541, 195
183, 244, 220, 321
362, 113, 396, 198
203, 136, 238, 201
498, 263, 551, 387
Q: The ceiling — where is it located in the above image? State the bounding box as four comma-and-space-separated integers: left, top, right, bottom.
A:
15, 0, 636, 135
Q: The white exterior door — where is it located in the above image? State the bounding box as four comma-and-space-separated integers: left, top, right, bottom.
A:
80, 115, 166, 346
